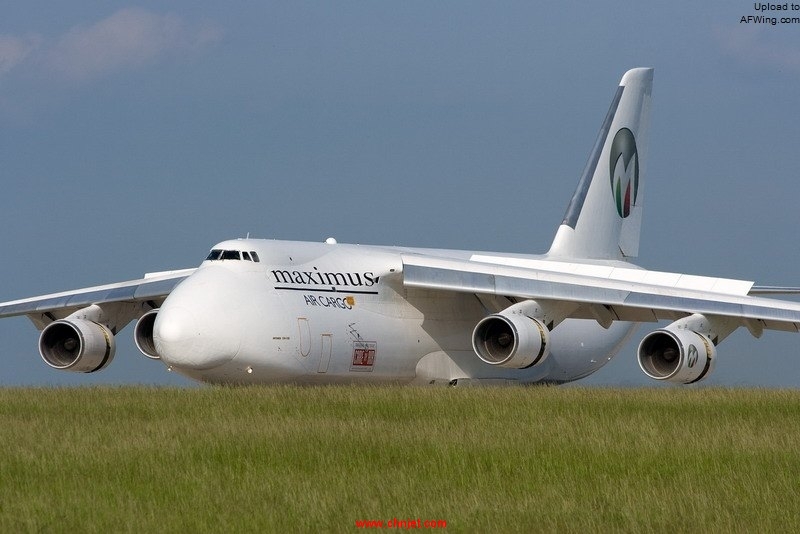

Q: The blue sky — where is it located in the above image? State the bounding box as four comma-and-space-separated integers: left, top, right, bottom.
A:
1, 2, 799, 386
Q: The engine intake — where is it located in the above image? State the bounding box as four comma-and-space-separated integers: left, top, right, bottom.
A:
472, 312, 550, 369
134, 309, 160, 360
39, 319, 116, 373
638, 328, 716, 384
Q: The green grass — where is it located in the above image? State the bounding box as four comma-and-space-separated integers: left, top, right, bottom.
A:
1, 386, 800, 532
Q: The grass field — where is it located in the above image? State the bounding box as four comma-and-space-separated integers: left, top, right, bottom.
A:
1, 386, 799, 532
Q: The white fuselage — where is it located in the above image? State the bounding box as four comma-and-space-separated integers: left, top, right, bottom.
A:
152, 239, 638, 385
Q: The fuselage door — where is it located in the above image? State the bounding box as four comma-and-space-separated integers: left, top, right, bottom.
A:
298, 317, 311, 357
318, 334, 333, 373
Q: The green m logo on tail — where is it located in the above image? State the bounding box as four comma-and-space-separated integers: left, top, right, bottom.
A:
609, 128, 639, 218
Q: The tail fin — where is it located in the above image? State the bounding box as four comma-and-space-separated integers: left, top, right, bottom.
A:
547, 68, 653, 260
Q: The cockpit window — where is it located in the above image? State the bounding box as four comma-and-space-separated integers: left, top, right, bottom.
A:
206, 248, 261, 262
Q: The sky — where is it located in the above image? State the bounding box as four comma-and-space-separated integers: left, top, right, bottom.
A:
1, 1, 800, 387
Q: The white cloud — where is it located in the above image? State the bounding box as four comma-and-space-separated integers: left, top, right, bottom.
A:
714, 24, 800, 74
0, 34, 41, 77
0, 8, 222, 82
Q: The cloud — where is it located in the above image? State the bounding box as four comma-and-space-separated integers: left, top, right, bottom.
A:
0, 8, 222, 82
0, 34, 41, 76
714, 24, 800, 74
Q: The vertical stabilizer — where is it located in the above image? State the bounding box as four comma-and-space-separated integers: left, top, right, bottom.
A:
547, 68, 653, 260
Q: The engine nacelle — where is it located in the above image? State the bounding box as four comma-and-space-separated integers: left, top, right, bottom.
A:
472, 312, 550, 369
134, 309, 160, 360
39, 319, 116, 373
638, 328, 716, 384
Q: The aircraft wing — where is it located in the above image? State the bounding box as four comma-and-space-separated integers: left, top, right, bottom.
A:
748, 285, 800, 295
0, 268, 195, 324
401, 254, 800, 333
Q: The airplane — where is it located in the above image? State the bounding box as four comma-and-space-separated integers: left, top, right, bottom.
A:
3, 67, 800, 386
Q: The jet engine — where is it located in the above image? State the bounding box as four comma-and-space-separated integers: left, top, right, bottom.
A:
39, 319, 116, 373
472, 310, 550, 369
637, 327, 716, 384
134, 309, 160, 360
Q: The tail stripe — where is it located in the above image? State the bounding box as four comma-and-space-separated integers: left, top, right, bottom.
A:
562, 85, 624, 229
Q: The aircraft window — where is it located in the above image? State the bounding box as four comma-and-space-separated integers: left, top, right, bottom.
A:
207, 249, 259, 262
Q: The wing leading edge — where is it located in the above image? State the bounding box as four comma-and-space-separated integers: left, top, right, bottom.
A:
401, 254, 800, 333
0, 268, 195, 326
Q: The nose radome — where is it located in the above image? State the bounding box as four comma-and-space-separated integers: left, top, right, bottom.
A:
154, 306, 194, 347
154, 304, 240, 370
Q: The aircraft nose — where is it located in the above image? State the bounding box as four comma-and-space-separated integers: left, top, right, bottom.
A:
153, 268, 242, 370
